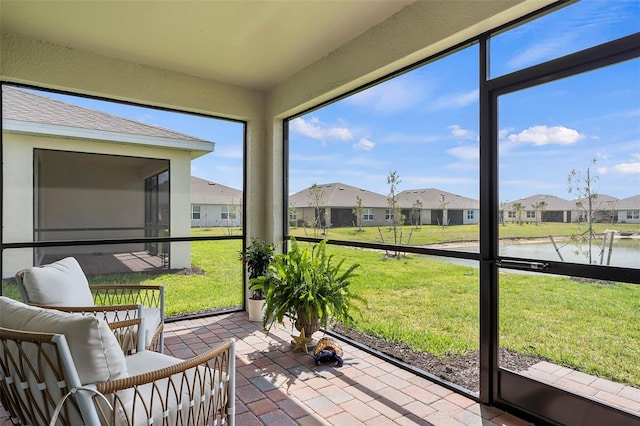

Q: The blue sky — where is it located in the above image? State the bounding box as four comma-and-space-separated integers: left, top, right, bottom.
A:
289, 0, 640, 202
25, 0, 639, 203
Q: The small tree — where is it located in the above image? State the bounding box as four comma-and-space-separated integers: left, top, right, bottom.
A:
411, 199, 423, 228
438, 193, 450, 228
307, 183, 325, 238
511, 202, 524, 225
530, 202, 541, 226
386, 171, 402, 246
224, 197, 239, 235
568, 158, 599, 263
352, 195, 365, 232
539, 200, 547, 224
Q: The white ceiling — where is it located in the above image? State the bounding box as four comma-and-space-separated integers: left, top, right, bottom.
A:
0, 0, 415, 91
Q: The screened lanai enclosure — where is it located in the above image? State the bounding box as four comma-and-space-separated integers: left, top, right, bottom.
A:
2, 1, 639, 425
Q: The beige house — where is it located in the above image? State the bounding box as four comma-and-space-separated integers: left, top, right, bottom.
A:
397, 188, 480, 226
502, 194, 574, 224
289, 183, 389, 228
289, 183, 480, 228
1, 86, 214, 277
501, 193, 640, 224
191, 176, 243, 228
618, 195, 640, 224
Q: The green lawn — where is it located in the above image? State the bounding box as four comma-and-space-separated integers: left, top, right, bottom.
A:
323, 245, 639, 387
290, 222, 639, 246
2, 223, 638, 387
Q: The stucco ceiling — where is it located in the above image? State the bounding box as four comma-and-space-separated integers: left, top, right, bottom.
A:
0, 0, 415, 91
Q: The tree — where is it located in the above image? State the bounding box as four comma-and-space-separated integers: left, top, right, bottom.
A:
530, 202, 541, 226
411, 199, 423, 228
568, 158, 599, 263
511, 202, 524, 225
539, 200, 547, 224
386, 171, 402, 246
352, 195, 365, 232
438, 193, 450, 228
224, 197, 239, 235
307, 183, 326, 238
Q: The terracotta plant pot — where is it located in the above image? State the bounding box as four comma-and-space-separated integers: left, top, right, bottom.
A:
295, 308, 320, 337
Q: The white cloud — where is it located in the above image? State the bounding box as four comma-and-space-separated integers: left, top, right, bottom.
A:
290, 117, 352, 141
354, 137, 376, 151
347, 76, 430, 114
498, 128, 513, 140
447, 145, 478, 161
613, 162, 640, 174
507, 125, 584, 146
430, 89, 478, 110
449, 124, 475, 140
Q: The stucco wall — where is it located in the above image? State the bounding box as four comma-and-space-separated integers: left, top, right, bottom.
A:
2, 131, 194, 277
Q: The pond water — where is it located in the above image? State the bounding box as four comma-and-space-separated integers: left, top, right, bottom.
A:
424, 237, 640, 270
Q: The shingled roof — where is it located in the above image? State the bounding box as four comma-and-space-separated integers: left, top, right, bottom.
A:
191, 176, 242, 205
397, 188, 479, 209
289, 183, 389, 208
2, 85, 210, 143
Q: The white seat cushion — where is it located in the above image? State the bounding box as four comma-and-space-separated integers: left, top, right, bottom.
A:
141, 307, 161, 347
0, 296, 127, 384
21, 257, 94, 306
115, 351, 222, 426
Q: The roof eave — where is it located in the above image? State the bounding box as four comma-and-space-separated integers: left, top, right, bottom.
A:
3, 119, 215, 157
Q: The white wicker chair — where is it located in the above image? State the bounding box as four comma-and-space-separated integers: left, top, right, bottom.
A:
0, 297, 235, 426
15, 257, 165, 353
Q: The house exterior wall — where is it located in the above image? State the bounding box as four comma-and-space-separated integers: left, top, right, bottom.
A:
191, 204, 242, 228
619, 209, 640, 224
1, 131, 194, 277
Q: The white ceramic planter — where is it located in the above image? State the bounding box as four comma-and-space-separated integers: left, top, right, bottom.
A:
247, 298, 266, 322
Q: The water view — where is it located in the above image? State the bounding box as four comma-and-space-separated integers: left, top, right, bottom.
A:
426, 236, 640, 269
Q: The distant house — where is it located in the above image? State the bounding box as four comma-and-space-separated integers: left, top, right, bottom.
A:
1, 86, 214, 277
501, 193, 640, 224
289, 183, 389, 228
397, 188, 479, 226
191, 177, 243, 227
616, 195, 640, 224
502, 194, 574, 224
289, 183, 480, 228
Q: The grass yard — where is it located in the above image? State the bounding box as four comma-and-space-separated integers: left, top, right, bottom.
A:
93, 239, 245, 315
290, 222, 639, 246
322, 244, 639, 387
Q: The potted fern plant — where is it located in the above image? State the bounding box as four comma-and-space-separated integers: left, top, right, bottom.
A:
239, 237, 275, 322
250, 238, 365, 338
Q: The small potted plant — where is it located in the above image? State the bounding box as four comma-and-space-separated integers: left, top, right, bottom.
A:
239, 237, 275, 322
251, 238, 365, 339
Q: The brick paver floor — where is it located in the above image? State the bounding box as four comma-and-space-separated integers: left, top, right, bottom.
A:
160, 312, 535, 426
521, 361, 640, 415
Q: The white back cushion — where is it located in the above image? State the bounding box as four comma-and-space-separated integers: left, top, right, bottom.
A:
21, 257, 94, 306
0, 296, 127, 385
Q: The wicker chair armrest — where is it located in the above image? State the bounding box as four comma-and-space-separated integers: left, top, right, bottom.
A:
89, 285, 163, 291
96, 339, 234, 394
32, 304, 142, 323
33, 303, 141, 313
107, 318, 144, 355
